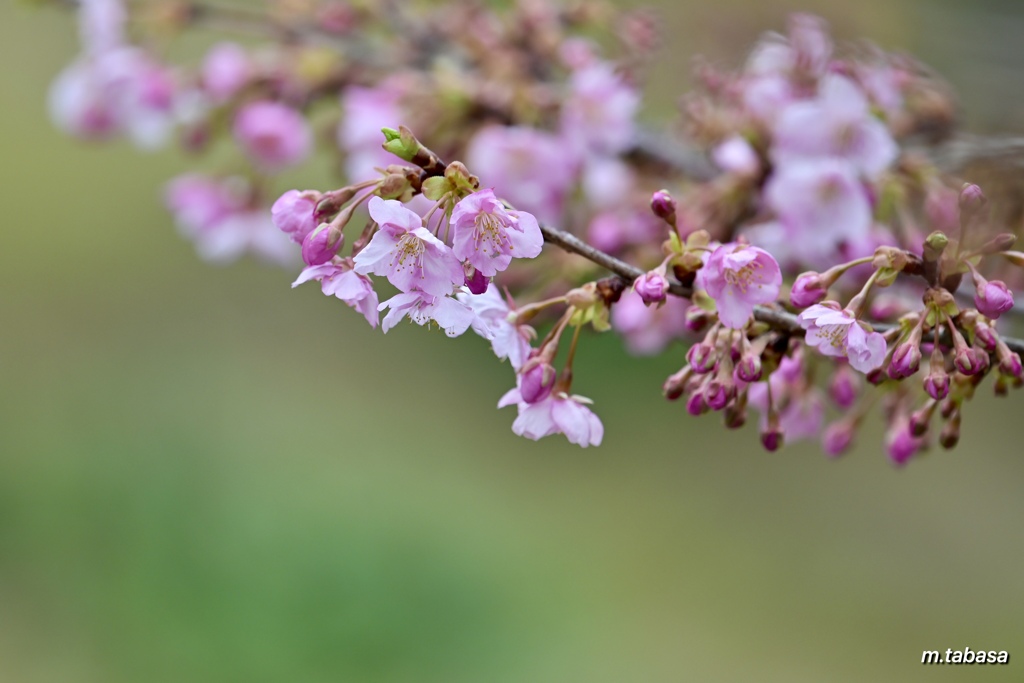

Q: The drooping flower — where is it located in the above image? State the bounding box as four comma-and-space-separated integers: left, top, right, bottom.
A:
233, 100, 311, 171
974, 278, 1014, 319
449, 189, 543, 276
378, 290, 475, 337
697, 243, 782, 329
353, 197, 463, 297
466, 125, 576, 224
798, 304, 887, 373
457, 284, 533, 369
292, 261, 379, 328
498, 388, 604, 447
773, 74, 898, 178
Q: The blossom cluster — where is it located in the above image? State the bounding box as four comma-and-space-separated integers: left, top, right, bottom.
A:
41, 1, 1024, 462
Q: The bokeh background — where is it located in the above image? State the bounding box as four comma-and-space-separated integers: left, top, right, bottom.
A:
3, 1, 1024, 681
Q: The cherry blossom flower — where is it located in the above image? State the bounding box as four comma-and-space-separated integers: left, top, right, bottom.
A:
757, 158, 873, 265
457, 284, 532, 369
712, 135, 761, 177
773, 74, 898, 179
498, 388, 604, 447
697, 243, 782, 329
353, 197, 463, 297
233, 100, 311, 171
378, 290, 475, 337
292, 261, 379, 328
560, 62, 639, 157
798, 304, 887, 373
610, 290, 690, 355
450, 189, 543, 276
201, 42, 250, 102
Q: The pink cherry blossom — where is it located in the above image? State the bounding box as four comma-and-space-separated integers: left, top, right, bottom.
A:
201, 42, 250, 102
773, 74, 898, 178
560, 62, 639, 157
759, 158, 872, 265
712, 135, 761, 176
457, 284, 533, 369
498, 388, 603, 447
633, 270, 669, 305
293, 261, 379, 327
378, 291, 475, 337
798, 305, 887, 373
466, 125, 576, 224
975, 279, 1014, 319
697, 243, 782, 329
233, 100, 311, 171
353, 197, 463, 297
450, 189, 543, 276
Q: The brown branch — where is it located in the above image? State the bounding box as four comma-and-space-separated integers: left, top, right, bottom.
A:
538, 223, 1024, 354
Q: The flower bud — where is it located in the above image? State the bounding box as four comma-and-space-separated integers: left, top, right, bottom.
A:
959, 183, 987, 220
734, 353, 762, 383
687, 341, 716, 374
888, 340, 922, 379
974, 322, 998, 352
634, 270, 669, 306
520, 361, 556, 404
939, 411, 961, 450
761, 428, 783, 453
924, 346, 949, 400
705, 379, 732, 411
997, 346, 1023, 379
822, 420, 855, 457
723, 401, 746, 429
885, 421, 920, 466
271, 189, 320, 244
663, 367, 690, 401
686, 390, 708, 416
994, 375, 1009, 396
464, 266, 489, 295
829, 365, 859, 408
650, 190, 677, 225
789, 272, 828, 308
301, 223, 343, 266
975, 279, 1014, 319
953, 346, 984, 376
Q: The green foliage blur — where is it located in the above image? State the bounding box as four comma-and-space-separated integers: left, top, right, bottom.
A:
2, 1, 1023, 681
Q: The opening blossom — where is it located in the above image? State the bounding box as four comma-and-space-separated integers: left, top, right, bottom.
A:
457, 284, 533, 370
698, 243, 782, 329
353, 197, 463, 297
450, 189, 544, 276
798, 304, 887, 373
378, 290, 475, 337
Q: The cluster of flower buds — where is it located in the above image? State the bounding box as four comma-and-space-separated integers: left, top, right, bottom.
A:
40, 1, 1024, 460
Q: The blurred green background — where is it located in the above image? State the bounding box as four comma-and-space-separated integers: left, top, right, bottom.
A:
2, 1, 1023, 681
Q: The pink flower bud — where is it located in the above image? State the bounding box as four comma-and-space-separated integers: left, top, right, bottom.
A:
761, 429, 783, 452
789, 272, 828, 307
953, 346, 984, 376
301, 223, 343, 266
686, 390, 708, 416
909, 408, 931, 438
650, 190, 677, 224
271, 189, 320, 244
705, 379, 731, 411
975, 279, 1014, 319
520, 362, 556, 404
924, 371, 949, 401
687, 342, 716, 374
663, 368, 689, 401
464, 266, 489, 295
886, 420, 920, 466
734, 353, 762, 383
829, 365, 859, 408
958, 183, 987, 219
974, 322, 998, 352
822, 421, 854, 457
634, 270, 669, 305
888, 341, 921, 379
999, 350, 1023, 379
